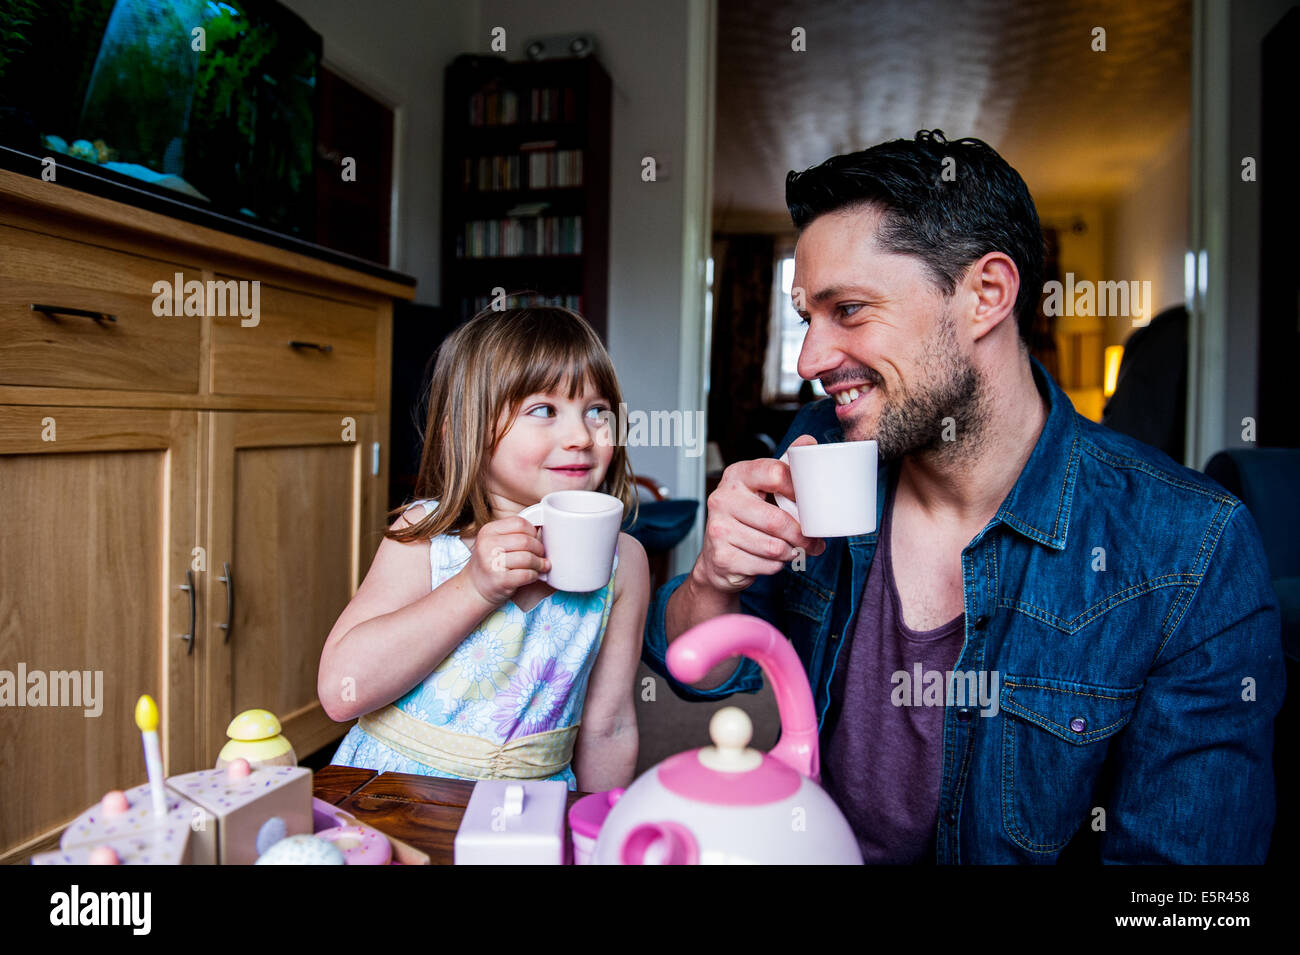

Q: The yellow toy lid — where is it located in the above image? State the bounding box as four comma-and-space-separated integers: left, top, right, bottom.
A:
226, 708, 282, 741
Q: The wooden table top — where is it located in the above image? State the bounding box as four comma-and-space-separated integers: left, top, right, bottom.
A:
313, 765, 588, 864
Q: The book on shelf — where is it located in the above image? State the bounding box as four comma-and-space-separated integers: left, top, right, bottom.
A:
463, 154, 521, 191
461, 149, 584, 191
468, 88, 519, 126
466, 291, 585, 318
528, 148, 582, 188
529, 87, 576, 124
459, 216, 583, 258
467, 86, 576, 127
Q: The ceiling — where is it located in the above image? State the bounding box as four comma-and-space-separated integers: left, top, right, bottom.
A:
712, 0, 1192, 230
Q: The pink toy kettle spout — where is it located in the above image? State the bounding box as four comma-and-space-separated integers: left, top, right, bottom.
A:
666, 614, 820, 783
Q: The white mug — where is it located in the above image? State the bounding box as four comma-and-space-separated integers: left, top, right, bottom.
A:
774, 440, 878, 538
518, 490, 624, 592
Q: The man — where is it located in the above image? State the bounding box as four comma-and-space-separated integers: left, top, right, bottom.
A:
643, 130, 1284, 863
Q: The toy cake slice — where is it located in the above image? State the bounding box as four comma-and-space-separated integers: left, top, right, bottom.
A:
166, 761, 312, 865
41, 782, 217, 865
34, 824, 197, 865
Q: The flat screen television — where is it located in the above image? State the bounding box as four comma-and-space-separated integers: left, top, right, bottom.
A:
0, 0, 320, 241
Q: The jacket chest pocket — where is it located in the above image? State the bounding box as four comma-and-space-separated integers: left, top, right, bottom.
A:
781, 572, 831, 624
1000, 675, 1141, 855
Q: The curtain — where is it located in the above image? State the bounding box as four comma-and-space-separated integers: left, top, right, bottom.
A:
710, 234, 776, 465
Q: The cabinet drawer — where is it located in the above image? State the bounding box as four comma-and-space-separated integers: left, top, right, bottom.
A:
209, 280, 377, 401
0, 225, 201, 392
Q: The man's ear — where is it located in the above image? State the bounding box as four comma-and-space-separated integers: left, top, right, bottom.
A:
967, 251, 1019, 343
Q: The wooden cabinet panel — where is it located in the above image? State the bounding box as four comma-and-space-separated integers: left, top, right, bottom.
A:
0, 168, 407, 863
0, 225, 201, 392
208, 282, 378, 401
202, 412, 377, 766
0, 406, 200, 863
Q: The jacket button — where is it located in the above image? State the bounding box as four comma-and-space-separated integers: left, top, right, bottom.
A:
974, 614, 989, 630
1069, 717, 1087, 733
946, 808, 958, 824
956, 707, 972, 722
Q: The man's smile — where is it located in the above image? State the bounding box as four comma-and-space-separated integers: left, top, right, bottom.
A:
828, 381, 876, 416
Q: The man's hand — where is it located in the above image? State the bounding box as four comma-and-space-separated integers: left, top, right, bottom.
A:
690, 434, 827, 594
461, 516, 549, 607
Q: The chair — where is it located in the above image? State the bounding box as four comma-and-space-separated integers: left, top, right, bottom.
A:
622, 476, 699, 594
1203, 448, 1300, 660
1203, 447, 1300, 864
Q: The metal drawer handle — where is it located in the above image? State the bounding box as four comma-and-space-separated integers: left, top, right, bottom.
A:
217, 562, 234, 644
178, 569, 195, 655
31, 303, 117, 323
287, 339, 333, 353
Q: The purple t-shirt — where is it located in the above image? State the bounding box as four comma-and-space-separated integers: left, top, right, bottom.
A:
822, 470, 964, 864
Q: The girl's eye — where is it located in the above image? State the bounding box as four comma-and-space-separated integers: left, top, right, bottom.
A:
526, 404, 609, 420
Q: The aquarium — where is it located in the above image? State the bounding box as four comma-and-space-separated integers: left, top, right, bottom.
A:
0, 0, 320, 239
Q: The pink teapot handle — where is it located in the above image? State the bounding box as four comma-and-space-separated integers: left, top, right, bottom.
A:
666, 613, 820, 782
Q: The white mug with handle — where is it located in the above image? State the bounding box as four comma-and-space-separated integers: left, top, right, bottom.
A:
518, 490, 624, 592
774, 440, 878, 538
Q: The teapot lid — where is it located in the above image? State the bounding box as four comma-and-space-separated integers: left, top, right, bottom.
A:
658, 708, 801, 806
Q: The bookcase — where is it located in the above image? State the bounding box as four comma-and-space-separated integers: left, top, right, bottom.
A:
441, 54, 612, 340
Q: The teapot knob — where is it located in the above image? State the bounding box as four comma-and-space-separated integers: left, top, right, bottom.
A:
698, 706, 762, 773
711, 707, 752, 748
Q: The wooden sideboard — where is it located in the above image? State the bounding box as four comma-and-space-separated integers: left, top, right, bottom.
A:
0, 168, 416, 863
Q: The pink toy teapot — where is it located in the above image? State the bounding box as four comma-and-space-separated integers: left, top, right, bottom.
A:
588, 614, 863, 864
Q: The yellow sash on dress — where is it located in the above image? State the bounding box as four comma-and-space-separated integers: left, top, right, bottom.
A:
359, 704, 579, 780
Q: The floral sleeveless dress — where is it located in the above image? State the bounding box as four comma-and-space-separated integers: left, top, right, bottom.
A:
331, 500, 618, 789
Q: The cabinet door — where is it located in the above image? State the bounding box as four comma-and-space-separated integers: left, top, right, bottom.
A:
0, 406, 200, 863
204, 412, 379, 765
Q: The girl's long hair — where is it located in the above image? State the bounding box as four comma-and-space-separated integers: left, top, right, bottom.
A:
387, 306, 639, 543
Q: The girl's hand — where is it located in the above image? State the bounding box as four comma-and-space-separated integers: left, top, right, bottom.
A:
461, 516, 550, 607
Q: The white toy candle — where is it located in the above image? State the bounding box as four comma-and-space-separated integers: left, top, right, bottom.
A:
134, 695, 167, 818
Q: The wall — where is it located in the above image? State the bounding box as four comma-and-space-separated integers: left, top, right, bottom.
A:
279, 0, 479, 302
1037, 123, 1190, 356
1037, 120, 1190, 424
1036, 199, 1110, 294
477, 0, 714, 574
1107, 123, 1191, 346
284, 0, 716, 572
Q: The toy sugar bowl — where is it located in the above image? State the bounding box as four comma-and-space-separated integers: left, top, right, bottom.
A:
216, 708, 297, 769
568, 789, 621, 864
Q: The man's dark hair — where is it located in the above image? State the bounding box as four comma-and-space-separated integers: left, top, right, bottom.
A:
785, 130, 1044, 346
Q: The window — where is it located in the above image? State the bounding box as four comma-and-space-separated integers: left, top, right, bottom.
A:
764, 254, 826, 403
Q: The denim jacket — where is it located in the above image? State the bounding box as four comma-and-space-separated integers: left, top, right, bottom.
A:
643, 356, 1285, 863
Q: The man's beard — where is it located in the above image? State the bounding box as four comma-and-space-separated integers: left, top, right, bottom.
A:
847, 309, 989, 463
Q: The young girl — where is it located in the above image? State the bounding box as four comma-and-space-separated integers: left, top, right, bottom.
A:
319, 306, 649, 792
